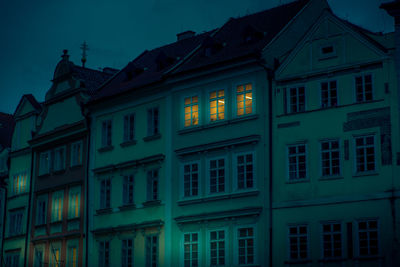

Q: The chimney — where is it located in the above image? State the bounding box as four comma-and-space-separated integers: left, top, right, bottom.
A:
177, 30, 195, 41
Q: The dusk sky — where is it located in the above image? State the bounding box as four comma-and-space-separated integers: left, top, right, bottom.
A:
0, 0, 394, 114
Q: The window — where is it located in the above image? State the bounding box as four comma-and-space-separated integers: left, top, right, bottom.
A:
355, 135, 376, 173
39, 151, 51, 175
147, 107, 159, 136
209, 230, 226, 266
99, 241, 110, 267
52, 190, 63, 222
209, 158, 225, 194
358, 219, 379, 256
183, 233, 198, 267
100, 178, 111, 209
183, 162, 199, 197
288, 225, 308, 260
34, 248, 44, 267
36, 195, 47, 225
146, 235, 158, 267
287, 86, 305, 113
236, 83, 253, 116
68, 245, 78, 267
71, 141, 82, 167
237, 227, 255, 265
147, 169, 159, 201
53, 146, 66, 171
319, 45, 336, 58
11, 172, 27, 195
236, 153, 254, 190
321, 140, 340, 177
8, 210, 23, 236
68, 186, 80, 218
122, 239, 134, 267
101, 120, 112, 147
355, 74, 373, 102
322, 222, 342, 259
124, 113, 135, 142
321, 81, 337, 107
288, 144, 307, 180
49, 245, 61, 267
184, 96, 199, 127
5, 252, 19, 267
123, 175, 134, 205
209, 90, 225, 121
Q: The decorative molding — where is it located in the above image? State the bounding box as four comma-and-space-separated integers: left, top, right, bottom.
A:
92, 154, 165, 174
277, 121, 300, 128
92, 220, 164, 236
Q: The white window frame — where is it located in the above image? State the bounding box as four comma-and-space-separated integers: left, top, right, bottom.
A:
68, 186, 81, 219
51, 190, 64, 222
287, 224, 309, 261
182, 93, 201, 128
123, 113, 135, 142
121, 238, 134, 267
354, 73, 374, 103
39, 150, 51, 175
234, 224, 257, 266
320, 221, 343, 260
53, 146, 66, 171
36, 194, 47, 225
207, 156, 228, 195
319, 139, 341, 178
234, 82, 255, 117
181, 160, 201, 199
286, 85, 306, 113
122, 175, 135, 205
353, 134, 377, 174
146, 234, 159, 267
207, 228, 228, 266
207, 88, 226, 123
147, 106, 160, 136
287, 143, 307, 181
100, 178, 111, 209
70, 141, 83, 167
147, 169, 159, 201
98, 240, 110, 267
101, 119, 112, 148
356, 218, 380, 257
320, 80, 338, 108
233, 151, 256, 191
181, 231, 201, 267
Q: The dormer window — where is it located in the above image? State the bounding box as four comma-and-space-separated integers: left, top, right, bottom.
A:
319, 44, 336, 59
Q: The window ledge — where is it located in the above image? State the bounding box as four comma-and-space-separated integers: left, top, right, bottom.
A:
50, 220, 62, 225
178, 190, 259, 206
67, 217, 80, 222
318, 176, 344, 181
354, 255, 383, 261
70, 164, 82, 170
38, 173, 50, 178
120, 140, 137, 147
4, 233, 25, 240
143, 134, 162, 142
35, 223, 46, 228
7, 192, 29, 200
118, 204, 136, 211
230, 114, 259, 124
286, 179, 309, 184
53, 169, 66, 175
98, 146, 114, 153
318, 257, 346, 263
353, 171, 378, 178
142, 200, 161, 207
96, 208, 112, 214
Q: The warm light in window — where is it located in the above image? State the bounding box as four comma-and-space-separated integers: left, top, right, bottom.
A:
210, 90, 225, 121
184, 96, 199, 127
237, 84, 253, 116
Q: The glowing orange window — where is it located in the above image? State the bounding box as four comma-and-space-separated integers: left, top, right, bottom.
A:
184, 96, 199, 127
236, 83, 253, 116
209, 90, 225, 121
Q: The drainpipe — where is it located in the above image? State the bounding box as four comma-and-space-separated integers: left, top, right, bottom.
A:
83, 112, 91, 267
24, 147, 35, 267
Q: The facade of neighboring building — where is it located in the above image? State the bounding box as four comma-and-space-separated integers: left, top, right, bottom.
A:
272, 8, 400, 266
2, 95, 40, 266
26, 51, 112, 267
0, 112, 15, 265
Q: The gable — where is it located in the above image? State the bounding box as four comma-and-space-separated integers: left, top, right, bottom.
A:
277, 13, 387, 80
14, 97, 35, 118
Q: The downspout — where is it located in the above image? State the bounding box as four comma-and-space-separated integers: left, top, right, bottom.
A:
24, 147, 35, 267
84, 112, 91, 267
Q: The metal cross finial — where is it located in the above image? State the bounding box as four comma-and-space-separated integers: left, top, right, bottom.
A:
80, 41, 89, 68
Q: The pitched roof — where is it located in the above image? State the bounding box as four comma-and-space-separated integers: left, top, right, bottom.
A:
71, 65, 115, 95
90, 30, 214, 102
14, 94, 42, 117
0, 112, 15, 149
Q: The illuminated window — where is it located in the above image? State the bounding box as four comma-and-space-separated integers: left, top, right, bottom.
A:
52, 190, 64, 222
68, 245, 78, 267
12, 172, 27, 195
184, 96, 199, 127
54, 146, 66, 171
236, 83, 253, 116
68, 186, 80, 218
209, 90, 225, 121
71, 141, 82, 167
183, 233, 198, 267
355, 74, 373, 102
39, 151, 51, 175
49, 245, 61, 267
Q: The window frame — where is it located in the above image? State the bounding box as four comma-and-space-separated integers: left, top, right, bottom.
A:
146, 234, 159, 267
70, 141, 83, 167
147, 169, 159, 201
182, 93, 201, 128
8, 209, 24, 236
123, 113, 136, 142
98, 240, 110, 267
122, 175, 135, 206
147, 106, 160, 136
11, 171, 28, 195
319, 44, 337, 59
39, 150, 51, 175
320, 221, 343, 260
207, 88, 226, 123
121, 238, 134, 267
49, 243, 61, 267
68, 186, 81, 219
51, 190, 64, 222
233, 151, 256, 191
320, 80, 338, 108
36, 194, 48, 226
287, 224, 309, 261
234, 82, 255, 118
286, 85, 306, 114
286, 143, 308, 182
101, 119, 112, 148
5, 251, 20, 267
354, 73, 374, 103
356, 218, 380, 257
353, 134, 377, 175
53, 146, 66, 171
234, 224, 257, 266
66, 240, 79, 267
182, 231, 201, 267
34, 246, 45, 267
319, 139, 341, 178
100, 178, 112, 209
206, 228, 228, 267
181, 160, 201, 199
206, 155, 228, 195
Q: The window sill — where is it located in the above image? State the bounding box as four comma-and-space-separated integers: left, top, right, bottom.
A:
35, 223, 46, 228
50, 220, 62, 225
178, 114, 259, 135
318, 257, 346, 263
38, 173, 50, 178
53, 169, 66, 175
98, 146, 114, 153
142, 200, 161, 207
353, 171, 378, 178
4, 233, 25, 240
318, 176, 344, 181
286, 178, 309, 184
120, 140, 137, 147
354, 255, 383, 261
70, 164, 82, 170
178, 190, 259, 206
96, 208, 112, 214
7, 192, 29, 200
143, 134, 161, 142
119, 204, 136, 211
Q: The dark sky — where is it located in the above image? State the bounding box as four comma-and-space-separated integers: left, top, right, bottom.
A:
0, 0, 394, 114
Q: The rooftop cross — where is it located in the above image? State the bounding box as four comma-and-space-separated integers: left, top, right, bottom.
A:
80, 41, 89, 68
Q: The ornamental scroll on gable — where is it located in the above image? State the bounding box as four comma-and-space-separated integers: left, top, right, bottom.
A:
343, 107, 392, 165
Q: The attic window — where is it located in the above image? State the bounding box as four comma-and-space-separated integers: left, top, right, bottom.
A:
319, 44, 336, 59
